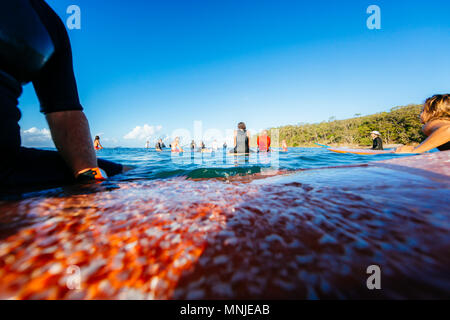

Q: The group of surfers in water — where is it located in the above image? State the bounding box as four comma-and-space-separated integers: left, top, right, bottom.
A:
109, 96, 450, 156
95, 94, 450, 156
1, 1, 449, 192
133, 122, 290, 154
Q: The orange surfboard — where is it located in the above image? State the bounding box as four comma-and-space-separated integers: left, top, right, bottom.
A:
327, 147, 395, 155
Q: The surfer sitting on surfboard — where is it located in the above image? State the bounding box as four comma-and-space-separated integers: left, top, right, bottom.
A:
0, 0, 124, 191
233, 122, 250, 154
155, 139, 165, 152
199, 141, 207, 152
281, 140, 288, 152
396, 94, 450, 153
94, 136, 103, 151
171, 137, 183, 152
370, 131, 383, 150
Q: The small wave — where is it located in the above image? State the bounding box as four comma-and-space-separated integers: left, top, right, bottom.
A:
186, 166, 263, 179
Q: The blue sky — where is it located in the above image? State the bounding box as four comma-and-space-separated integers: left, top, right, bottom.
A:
19, 0, 450, 147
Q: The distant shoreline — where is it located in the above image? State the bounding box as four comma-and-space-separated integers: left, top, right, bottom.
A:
268, 104, 425, 148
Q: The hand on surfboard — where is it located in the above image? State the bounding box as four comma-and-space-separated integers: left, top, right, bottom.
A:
395, 145, 416, 154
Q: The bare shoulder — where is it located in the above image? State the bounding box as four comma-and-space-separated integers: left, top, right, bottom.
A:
425, 119, 450, 132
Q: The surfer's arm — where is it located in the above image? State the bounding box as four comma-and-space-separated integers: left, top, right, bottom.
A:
413, 124, 450, 153
46, 110, 98, 176
396, 124, 450, 153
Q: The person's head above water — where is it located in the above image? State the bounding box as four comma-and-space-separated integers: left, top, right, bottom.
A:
420, 94, 450, 124
238, 122, 246, 131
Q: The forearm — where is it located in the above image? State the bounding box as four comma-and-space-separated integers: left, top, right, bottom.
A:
414, 125, 450, 153
46, 110, 98, 176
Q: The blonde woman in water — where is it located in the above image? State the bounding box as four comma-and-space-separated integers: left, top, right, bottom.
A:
396, 94, 450, 153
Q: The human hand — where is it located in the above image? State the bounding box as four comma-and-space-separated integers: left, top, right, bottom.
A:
395, 145, 416, 153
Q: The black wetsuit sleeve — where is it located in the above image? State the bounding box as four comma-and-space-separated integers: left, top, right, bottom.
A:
30, 0, 83, 114
437, 141, 450, 152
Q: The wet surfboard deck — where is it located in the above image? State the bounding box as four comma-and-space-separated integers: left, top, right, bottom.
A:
0, 151, 449, 299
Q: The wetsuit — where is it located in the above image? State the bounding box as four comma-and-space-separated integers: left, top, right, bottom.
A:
0, 0, 122, 192
437, 141, 450, 151
371, 137, 383, 150
234, 130, 249, 154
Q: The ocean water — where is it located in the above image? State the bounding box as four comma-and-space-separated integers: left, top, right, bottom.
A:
96, 147, 414, 182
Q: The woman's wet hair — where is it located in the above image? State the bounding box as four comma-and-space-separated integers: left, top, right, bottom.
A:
238, 122, 246, 130
422, 94, 450, 123
95, 136, 100, 140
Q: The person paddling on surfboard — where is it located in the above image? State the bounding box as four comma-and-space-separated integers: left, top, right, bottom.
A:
233, 122, 250, 154
370, 131, 384, 150
396, 94, 450, 153
0, 0, 126, 192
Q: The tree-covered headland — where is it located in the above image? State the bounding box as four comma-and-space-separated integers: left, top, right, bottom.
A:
268, 104, 426, 147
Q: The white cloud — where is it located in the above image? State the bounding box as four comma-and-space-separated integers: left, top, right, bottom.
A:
21, 127, 52, 146
102, 137, 118, 144
124, 124, 162, 140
